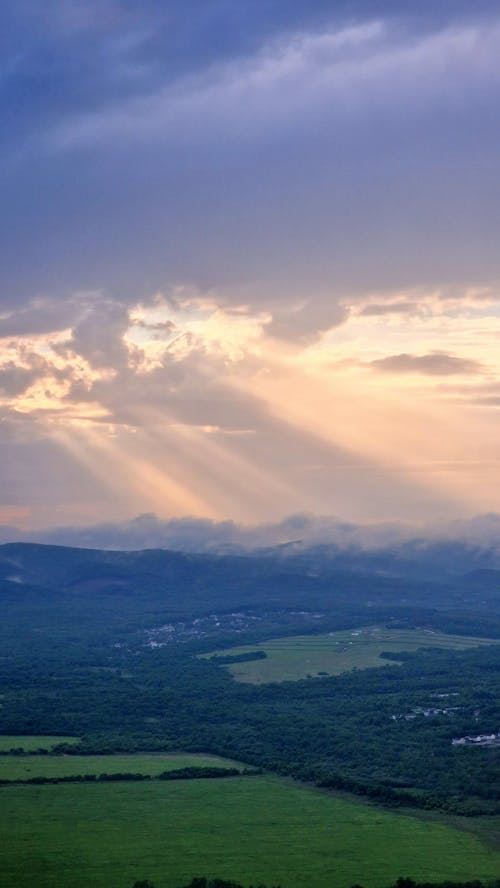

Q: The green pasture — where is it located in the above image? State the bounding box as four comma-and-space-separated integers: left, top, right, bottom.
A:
1, 774, 499, 888
206, 627, 500, 683
0, 735, 79, 752
0, 751, 243, 781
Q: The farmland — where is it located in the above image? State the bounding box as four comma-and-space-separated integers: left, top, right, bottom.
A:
207, 627, 500, 683
0, 735, 79, 752
0, 767, 499, 888
0, 750, 244, 781
1, 544, 499, 885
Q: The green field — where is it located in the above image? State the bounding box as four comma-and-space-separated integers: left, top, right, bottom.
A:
0, 774, 499, 888
206, 627, 500, 683
0, 735, 79, 752
0, 751, 243, 781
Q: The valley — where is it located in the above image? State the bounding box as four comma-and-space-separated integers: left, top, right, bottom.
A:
1, 541, 499, 886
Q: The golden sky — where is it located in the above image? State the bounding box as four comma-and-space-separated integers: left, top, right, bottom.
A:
1, 285, 500, 529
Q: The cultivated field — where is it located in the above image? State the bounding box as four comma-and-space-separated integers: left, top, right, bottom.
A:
0, 772, 499, 888
0, 735, 79, 752
0, 751, 244, 781
207, 627, 500, 683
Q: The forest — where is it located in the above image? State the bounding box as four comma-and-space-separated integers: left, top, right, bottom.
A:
0, 542, 499, 816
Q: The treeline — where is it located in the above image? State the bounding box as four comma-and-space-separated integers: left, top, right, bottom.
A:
158, 766, 261, 780
388, 881, 500, 888
313, 773, 498, 816
0, 766, 262, 787
209, 651, 267, 665
182, 880, 278, 888
0, 773, 149, 786
2, 642, 499, 814
0, 746, 72, 756
133, 880, 279, 888
131, 878, 500, 888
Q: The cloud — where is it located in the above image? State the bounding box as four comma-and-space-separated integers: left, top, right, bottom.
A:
0, 511, 447, 552
0, 297, 81, 338
358, 301, 417, 317
268, 299, 348, 342
352, 285, 500, 321
470, 396, 500, 407
6, 1, 482, 150
370, 352, 484, 376
2, 4, 500, 530
65, 298, 130, 369
48, 18, 500, 154
3, 508, 500, 557
4, 10, 500, 320
0, 361, 43, 396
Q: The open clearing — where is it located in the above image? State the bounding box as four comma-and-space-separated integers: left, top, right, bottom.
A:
0, 735, 79, 752
0, 751, 243, 781
206, 627, 500, 683
0, 773, 499, 888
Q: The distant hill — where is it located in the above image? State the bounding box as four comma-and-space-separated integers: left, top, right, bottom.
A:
1, 540, 500, 658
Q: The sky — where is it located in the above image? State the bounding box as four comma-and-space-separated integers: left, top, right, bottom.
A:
2, 0, 500, 532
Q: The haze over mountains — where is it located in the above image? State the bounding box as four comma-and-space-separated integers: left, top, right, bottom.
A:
2, 512, 500, 568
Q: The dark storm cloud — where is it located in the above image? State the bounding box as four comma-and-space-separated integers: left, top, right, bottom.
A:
4, 0, 491, 146
2, 1, 500, 329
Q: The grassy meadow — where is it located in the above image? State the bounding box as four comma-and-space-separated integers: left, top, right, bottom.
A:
0, 735, 79, 752
206, 627, 500, 683
0, 751, 243, 781
1, 772, 499, 888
